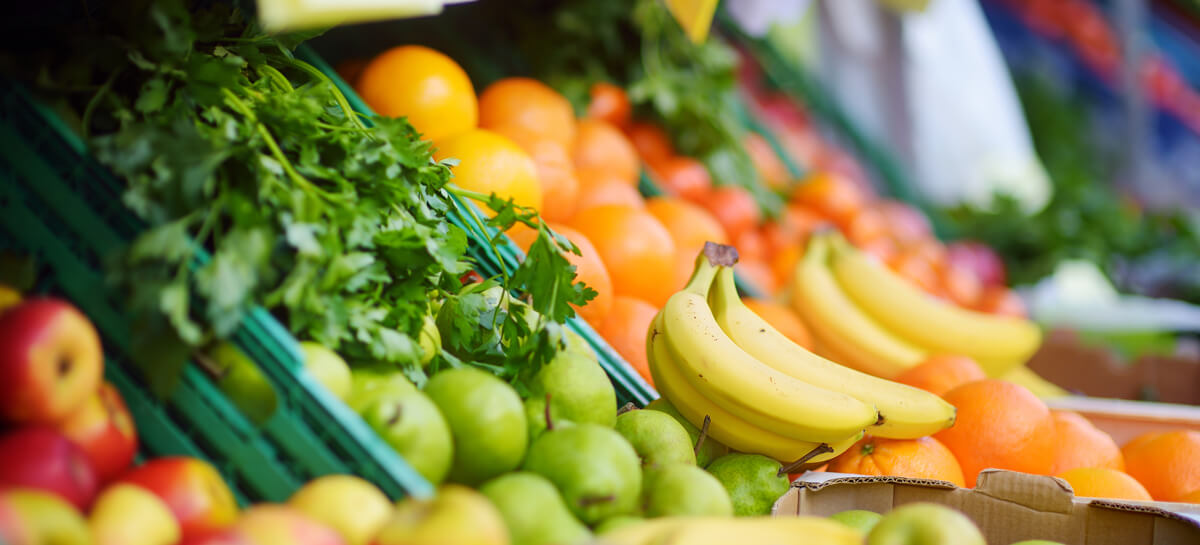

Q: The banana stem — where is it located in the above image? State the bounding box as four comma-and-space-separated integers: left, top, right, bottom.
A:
777, 443, 835, 477
694, 415, 711, 458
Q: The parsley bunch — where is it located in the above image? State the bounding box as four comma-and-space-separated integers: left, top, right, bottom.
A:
28, 0, 594, 391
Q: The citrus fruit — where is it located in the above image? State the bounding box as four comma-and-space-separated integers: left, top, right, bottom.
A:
433, 129, 543, 211
734, 229, 767, 263
763, 206, 829, 254
1180, 488, 1200, 504
572, 119, 640, 184
1121, 430, 1200, 501
490, 124, 579, 223
827, 436, 966, 488
741, 298, 812, 349
478, 77, 576, 147
888, 249, 943, 297
1056, 468, 1152, 501
744, 132, 789, 190
1048, 410, 1123, 474
625, 122, 675, 162
568, 205, 677, 307
934, 379, 1055, 487
597, 296, 659, 386
770, 245, 803, 287
841, 206, 888, 246
791, 171, 865, 225
700, 186, 762, 241
976, 286, 1027, 318
586, 82, 632, 129
859, 237, 899, 265
895, 355, 987, 398
734, 260, 778, 296
574, 178, 646, 214
647, 156, 713, 202
645, 196, 729, 249
940, 264, 984, 309
357, 45, 477, 143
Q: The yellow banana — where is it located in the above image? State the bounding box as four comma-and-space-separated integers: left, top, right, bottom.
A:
649, 314, 862, 464
828, 235, 1042, 375
1000, 364, 1069, 399
660, 248, 878, 442
711, 267, 955, 439
651, 517, 864, 545
789, 234, 926, 379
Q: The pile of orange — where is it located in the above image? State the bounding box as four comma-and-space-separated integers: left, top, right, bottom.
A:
825, 355, 1200, 504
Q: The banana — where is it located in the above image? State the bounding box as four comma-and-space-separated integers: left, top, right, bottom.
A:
656, 517, 865, 545
828, 235, 1042, 375
789, 234, 927, 378
659, 247, 878, 442
1000, 364, 1069, 399
648, 314, 862, 464
710, 266, 956, 439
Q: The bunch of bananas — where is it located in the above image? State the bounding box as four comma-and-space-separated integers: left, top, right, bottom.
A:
789, 232, 1043, 380
647, 243, 956, 467
600, 514, 862, 545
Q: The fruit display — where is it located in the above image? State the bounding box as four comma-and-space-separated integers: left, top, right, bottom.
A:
4, 0, 1200, 544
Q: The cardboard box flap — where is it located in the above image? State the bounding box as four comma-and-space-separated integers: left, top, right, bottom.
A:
1090, 499, 1200, 526
790, 471, 958, 492
974, 469, 1075, 514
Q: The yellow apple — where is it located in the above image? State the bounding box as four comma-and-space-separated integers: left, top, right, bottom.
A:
288, 475, 391, 545
0, 488, 90, 545
373, 485, 509, 545
90, 483, 181, 545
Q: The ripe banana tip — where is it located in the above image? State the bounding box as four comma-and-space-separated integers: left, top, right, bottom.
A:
702, 241, 738, 267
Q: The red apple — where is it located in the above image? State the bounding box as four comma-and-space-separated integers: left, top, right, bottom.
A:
236, 505, 347, 545
0, 427, 98, 509
116, 457, 239, 539
0, 298, 103, 424
58, 381, 138, 483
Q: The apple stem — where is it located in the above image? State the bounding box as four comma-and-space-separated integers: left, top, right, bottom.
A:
778, 443, 835, 477
616, 402, 637, 416
694, 415, 711, 457
544, 393, 554, 431
578, 494, 615, 507
192, 351, 225, 380
388, 403, 403, 427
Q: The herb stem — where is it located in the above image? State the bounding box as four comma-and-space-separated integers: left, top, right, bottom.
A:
283, 56, 371, 132
81, 68, 122, 139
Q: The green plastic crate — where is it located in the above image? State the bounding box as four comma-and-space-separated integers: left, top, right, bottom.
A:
298, 47, 659, 408
0, 78, 434, 501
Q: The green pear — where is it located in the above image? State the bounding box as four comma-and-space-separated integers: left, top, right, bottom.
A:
524, 396, 575, 441
523, 424, 641, 525
830, 509, 883, 535
642, 463, 732, 517
867, 503, 985, 545
564, 330, 596, 359
480, 472, 592, 545
417, 313, 441, 368
299, 341, 352, 400
212, 342, 277, 425
424, 367, 528, 486
347, 367, 416, 412
644, 398, 728, 467
527, 350, 617, 432
705, 453, 790, 516
593, 515, 642, 534
614, 410, 695, 468
360, 389, 454, 485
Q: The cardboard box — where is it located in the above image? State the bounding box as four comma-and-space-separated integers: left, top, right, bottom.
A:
774, 469, 1200, 545
1045, 396, 1200, 445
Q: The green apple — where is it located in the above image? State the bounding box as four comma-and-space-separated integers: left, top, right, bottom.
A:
89, 483, 181, 545
288, 475, 392, 545
705, 453, 790, 516
360, 389, 454, 485
374, 485, 508, 545
424, 368, 527, 486
299, 342, 352, 401
868, 503, 985, 545
830, 509, 883, 535
211, 342, 277, 425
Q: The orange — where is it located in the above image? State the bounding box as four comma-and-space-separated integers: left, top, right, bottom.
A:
357, 45, 477, 143
572, 119, 640, 184
1121, 430, 1200, 501
734, 229, 767, 263
645, 196, 729, 248
770, 245, 803, 287
574, 179, 645, 214
492, 124, 579, 222
700, 186, 762, 241
875, 201, 932, 246
741, 298, 813, 349
1049, 410, 1123, 474
625, 122, 675, 162
976, 286, 1027, 318
504, 220, 539, 250
647, 156, 713, 202
745, 132, 789, 190
735, 259, 778, 296
762, 206, 829, 254
334, 58, 368, 87
597, 296, 659, 387
934, 379, 1055, 487
895, 355, 986, 398
841, 206, 888, 246
1180, 488, 1200, 504
1056, 468, 1152, 501
859, 237, 899, 265
478, 77, 576, 148
941, 264, 984, 309
568, 205, 677, 307
507, 222, 613, 326
904, 238, 949, 272
888, 250, 943, 297
434, 129, 543, 211
828, 436, 966, 488
791, 171, 866, 225
586, 82, 631, 129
